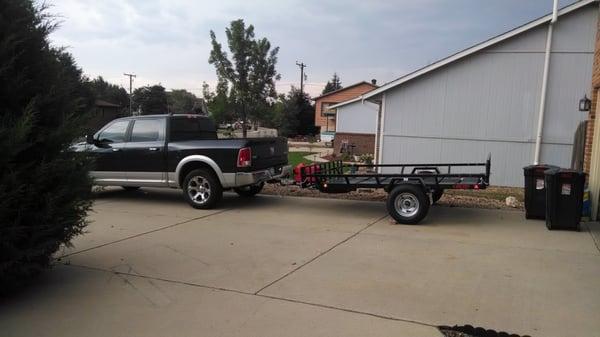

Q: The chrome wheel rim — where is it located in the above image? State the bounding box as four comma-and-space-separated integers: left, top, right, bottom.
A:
187, 176, 211, 204
394, 193, 419, 217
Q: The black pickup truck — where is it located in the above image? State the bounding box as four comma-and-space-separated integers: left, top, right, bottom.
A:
73, 114, 290, 209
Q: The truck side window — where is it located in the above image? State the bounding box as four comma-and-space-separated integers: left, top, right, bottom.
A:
130, 119, 164, 142
170, 117, 217, 141
98, 120, 130, 143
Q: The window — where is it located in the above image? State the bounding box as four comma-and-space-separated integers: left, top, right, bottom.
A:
131, 119, 164, 142
321, 102, 337, 117
170, 117, 217, 141
97, 120, 130, 143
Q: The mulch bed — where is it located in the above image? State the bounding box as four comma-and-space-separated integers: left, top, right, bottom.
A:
262, 184, 524, 211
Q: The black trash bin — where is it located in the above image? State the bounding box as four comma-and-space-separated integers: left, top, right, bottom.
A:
544, 168, 586, 231
523, 164, 559, 219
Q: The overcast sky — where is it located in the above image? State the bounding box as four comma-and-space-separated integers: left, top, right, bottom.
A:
49, 0, 577, 97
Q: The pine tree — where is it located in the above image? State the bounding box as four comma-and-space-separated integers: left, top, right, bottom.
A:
0, 0, 93, 292
322, 73, 343, 94
278, 87, 316, 137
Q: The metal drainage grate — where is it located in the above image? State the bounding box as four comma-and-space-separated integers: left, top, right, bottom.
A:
438, 325, 531, 337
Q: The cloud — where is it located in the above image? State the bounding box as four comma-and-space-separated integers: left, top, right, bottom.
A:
48, 0, 578, 97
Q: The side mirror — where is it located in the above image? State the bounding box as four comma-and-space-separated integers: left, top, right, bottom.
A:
86, 134, 95, 144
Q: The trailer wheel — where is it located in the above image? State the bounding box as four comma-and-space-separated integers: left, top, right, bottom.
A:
387, 184, 429, 224
432, 189, 443, 204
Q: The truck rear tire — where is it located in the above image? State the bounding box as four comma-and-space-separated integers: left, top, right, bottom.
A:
387, 184, 429, 225
183, 168, 223, 209
234, 182, 264, 197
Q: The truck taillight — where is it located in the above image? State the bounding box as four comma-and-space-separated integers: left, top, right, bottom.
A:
237, 147, 251, 168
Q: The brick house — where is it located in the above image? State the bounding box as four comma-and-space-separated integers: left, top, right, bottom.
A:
585, 0, 600, 220
313, 81, 377, 142
329, 97, 379, 158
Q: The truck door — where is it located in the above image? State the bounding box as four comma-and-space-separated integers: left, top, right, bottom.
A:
122, 117, 167, 186
90, 119, 130, 183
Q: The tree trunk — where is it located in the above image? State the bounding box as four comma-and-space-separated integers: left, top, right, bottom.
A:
242, 102, 247, 138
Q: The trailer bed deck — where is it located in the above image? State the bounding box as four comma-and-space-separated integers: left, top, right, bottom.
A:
325, 175, 484, 188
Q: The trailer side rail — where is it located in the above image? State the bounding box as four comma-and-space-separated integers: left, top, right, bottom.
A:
299, 155, 491, 193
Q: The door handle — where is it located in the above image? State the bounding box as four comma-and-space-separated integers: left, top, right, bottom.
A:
149, 147, 160, 151
112, 148, 121, 152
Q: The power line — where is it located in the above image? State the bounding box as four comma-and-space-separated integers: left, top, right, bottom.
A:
123, 73, 136, 115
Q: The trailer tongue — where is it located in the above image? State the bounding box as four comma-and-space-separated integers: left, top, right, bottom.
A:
294, 156, 491, 224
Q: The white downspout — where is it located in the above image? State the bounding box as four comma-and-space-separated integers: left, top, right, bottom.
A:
372, 98, 381, 165
533, 0, 559, 164
377, 94, 386, 173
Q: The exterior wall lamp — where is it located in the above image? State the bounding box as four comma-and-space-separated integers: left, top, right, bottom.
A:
579, 94, 591, 112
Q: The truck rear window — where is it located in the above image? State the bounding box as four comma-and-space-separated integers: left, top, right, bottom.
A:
170, 117, 217, 141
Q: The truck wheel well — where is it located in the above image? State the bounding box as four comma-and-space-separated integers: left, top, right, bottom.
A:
178, 162, 219, 188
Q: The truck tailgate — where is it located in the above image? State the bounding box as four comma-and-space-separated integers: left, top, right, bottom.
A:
247, 137, 288, 170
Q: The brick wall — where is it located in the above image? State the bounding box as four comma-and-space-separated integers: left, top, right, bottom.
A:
333, 132, 376, 156
314, 82, 376, 132
584, 14, 600, 173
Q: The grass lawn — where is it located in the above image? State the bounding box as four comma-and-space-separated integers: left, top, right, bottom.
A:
288, 152, 316, 167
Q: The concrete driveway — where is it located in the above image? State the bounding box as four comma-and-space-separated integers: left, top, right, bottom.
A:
1, 188, 599, 337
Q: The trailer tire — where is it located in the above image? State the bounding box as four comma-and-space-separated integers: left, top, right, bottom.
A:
387, 184, 429, 225
432, 189, 443, 204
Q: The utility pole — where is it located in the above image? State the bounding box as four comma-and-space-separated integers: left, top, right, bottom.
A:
295, 61, 306, 95
123, 73, 136, 115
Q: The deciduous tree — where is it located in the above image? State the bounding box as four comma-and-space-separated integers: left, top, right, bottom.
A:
132, 84, 168, 115
208, 19, 280, 137
167, 89, 204, 114
87, 76, 129, 111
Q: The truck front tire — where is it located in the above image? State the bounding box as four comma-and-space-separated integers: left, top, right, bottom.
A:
183, 168, 223, 209
234, 182, 264, 197
387, 184, 429, 225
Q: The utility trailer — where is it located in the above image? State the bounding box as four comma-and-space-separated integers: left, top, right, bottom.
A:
295, 156, 491, 224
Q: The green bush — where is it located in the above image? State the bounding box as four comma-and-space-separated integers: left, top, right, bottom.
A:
0, 0, 93, 293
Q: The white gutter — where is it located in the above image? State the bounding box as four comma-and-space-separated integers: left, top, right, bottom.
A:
533, 0, 559, 165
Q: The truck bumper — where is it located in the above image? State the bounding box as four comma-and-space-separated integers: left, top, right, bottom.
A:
235, 165, 292, 187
